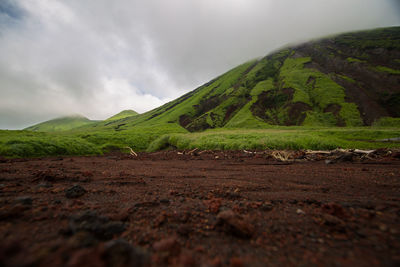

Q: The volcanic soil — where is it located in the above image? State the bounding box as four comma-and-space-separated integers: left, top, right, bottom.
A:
0, 150, 399, 266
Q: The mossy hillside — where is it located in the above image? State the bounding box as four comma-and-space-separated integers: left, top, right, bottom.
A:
225, 79, 275, 128
279, 57, 363, 126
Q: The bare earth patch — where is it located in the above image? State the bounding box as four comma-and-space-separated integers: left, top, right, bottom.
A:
0, 151, 399, 266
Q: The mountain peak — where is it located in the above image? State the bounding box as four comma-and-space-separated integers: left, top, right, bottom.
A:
105, 110, 139, 121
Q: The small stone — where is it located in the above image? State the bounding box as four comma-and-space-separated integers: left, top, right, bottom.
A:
230, 257, 244, 267
217, 210, 254, 238
296, 209, 305, 215
67, 247, 103, 267
65, 185, 87, 198
103, 239, 149, 267
53, 199, 62, 205
177, 225, 191, 237
203, 198, 222, 214
14, 196, 33, 206
68, 210, 126, 241
177, 252, 195, 267
322, 202, 348, 219
322, 214, 345, 226
134, 201, 160, 208
153, 237, 181, 257
261, 202, 273, 211
379, 224, 387, 232
160, 199, 170, 204
37, 183, 53, 188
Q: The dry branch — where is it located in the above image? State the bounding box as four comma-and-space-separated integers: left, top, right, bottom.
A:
125, 146, 137, 157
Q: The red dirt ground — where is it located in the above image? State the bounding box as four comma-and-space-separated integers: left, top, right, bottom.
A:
0, 151, 399, 267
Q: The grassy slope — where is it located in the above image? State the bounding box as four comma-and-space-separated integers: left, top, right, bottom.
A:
147, 127, 400, 152
1, 127, 399, 158
0, 130, 100, 158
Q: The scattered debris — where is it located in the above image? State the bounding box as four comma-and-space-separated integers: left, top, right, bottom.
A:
271, 151, 292, 162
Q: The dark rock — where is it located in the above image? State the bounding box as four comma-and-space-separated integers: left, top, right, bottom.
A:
103, 239, 149, 267
153, 237, 181, 257
0, 204, 30, 220
322, 202, 348, 219
133, 201, 160, 208
0, 240, 22, 266
14, 196, 32, 206
160, 199, 170, 204
37, 182, 53, 188
66, 247, 104, 267
217, 210, 255, 238
322, 214, 345, 227
53, 199, 62, 205
65, 185, 87, 198
177, 225, 191, 237
260, 202, 273, 211
67, 231, 99, 248
68, 211, 126, 241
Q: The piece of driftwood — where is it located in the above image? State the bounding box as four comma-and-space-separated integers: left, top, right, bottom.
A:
125, 147, 137, 157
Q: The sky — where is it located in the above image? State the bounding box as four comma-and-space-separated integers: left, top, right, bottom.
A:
0, 0, 399, 129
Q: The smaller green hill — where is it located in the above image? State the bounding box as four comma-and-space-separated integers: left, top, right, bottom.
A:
24, 115, 98, 132
105, 110, 138, 121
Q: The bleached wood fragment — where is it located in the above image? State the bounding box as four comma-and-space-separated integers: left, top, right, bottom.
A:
125, 146, 137, 157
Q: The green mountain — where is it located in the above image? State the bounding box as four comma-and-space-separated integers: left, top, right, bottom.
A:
90, 27, 400, 132
24, 115, 98, 132
25, 110, 139, 132
105, 110, 138, 121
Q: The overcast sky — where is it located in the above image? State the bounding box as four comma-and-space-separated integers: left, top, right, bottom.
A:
0, 0, 399, 129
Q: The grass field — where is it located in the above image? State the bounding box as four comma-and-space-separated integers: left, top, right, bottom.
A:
1, 126, 399, 158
